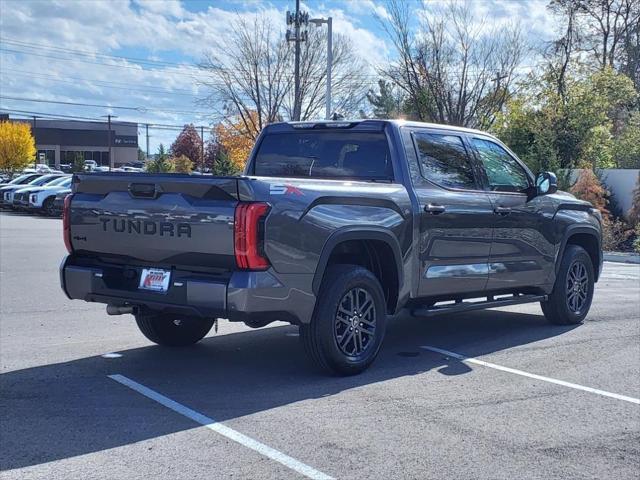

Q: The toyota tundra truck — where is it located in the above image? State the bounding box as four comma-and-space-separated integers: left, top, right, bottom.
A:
59, 120, 602, 375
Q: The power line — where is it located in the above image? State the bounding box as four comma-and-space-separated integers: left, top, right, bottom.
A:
1, 36, 537, 81
0, 37, 200, 69
0, 47, 201, 78
0, 95, 216, 116
0, 109, 220, 130
1, 68, 204, 97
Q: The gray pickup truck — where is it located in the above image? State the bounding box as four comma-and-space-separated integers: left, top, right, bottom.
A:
60, 120, 602, 375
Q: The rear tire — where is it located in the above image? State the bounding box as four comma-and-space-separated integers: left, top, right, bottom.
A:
300, 265, 387, 376
541, 245, 594, 325
135, 313, 214, 346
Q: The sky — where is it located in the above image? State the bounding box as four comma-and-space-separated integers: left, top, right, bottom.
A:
0, 0, 560, 152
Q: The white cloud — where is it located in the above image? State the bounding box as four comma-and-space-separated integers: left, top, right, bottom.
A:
344, 0, 391, 21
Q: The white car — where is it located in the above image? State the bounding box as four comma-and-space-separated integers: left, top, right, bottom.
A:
24, 176, 73, 215
3, 174, 66, 207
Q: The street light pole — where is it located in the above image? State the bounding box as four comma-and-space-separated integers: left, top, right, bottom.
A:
326, 17, 332, 120
310, 17, 333, 120
293, 0, 301, 120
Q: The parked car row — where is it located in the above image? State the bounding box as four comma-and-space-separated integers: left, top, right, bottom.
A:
0, 173, 72, 216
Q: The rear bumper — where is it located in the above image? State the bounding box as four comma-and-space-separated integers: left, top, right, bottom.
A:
59, 255, 315, 325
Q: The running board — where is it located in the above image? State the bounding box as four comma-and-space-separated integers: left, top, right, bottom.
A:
412, 294, 547, 318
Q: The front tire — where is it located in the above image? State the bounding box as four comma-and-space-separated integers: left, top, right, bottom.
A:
42, 197, 56, 216
541, 245, 595, 325
135, 313, 214, 346
300, 265, 387, 375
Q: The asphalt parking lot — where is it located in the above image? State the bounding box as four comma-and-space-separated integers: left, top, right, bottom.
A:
1, 211, 639, 480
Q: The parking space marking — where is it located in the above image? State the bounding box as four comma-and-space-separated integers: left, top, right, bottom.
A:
108, 374, 334, 480
421, 346, 640, 405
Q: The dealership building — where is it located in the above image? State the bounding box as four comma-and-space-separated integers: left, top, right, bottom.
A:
2, 115, 138, 167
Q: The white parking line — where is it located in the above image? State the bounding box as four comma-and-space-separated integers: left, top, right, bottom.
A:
421, 346, 640, 405
108, 374, 334, 480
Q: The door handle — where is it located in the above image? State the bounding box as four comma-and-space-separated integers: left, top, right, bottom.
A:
424, 204, 446, 215
494, 206, 511, 215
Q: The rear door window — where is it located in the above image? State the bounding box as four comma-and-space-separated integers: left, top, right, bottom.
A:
253, 131, 393, 180
413, 132, 477, 190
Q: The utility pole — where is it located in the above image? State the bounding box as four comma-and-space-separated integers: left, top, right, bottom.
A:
310, 17, 333, 120
32, 116, 37, 169
145, 123, 149, 160
200, 125, 205, 173
101, 114, 117, 171
107, 114, 112, 171
286, 1, 308, 121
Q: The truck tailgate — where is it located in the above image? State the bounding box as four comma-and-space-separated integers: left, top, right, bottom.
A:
69, 173, 249, 270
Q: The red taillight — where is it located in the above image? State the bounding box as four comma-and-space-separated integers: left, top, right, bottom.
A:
234, 202, 270, 270
63, 194, 73, 253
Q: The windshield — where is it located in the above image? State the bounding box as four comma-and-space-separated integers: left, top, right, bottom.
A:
253, 131, 393, 181
46, 176, 71, 186
8, 174, 34, 185
28, 175, 62, 186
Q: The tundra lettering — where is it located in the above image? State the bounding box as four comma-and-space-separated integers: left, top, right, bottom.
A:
61, 120, 602, 376
99, 217, 192, 238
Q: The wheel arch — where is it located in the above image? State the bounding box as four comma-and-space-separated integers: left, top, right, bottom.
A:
312, 227, 404, 314
557, 226, 602, 281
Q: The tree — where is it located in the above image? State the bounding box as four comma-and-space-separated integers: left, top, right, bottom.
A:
574, 0, 640, 71
379, 0, 525, 128
548, 0, 640, 88
570, 169, 610, 217
146, 144, 174, 173
282, 27, 369, 120
213, 149, 241, 176
203, 137, 218, 172
199, 14, 368, 133
494, 67, 637, 172
170, 125, 202, 168
203, 137, 241, 175
200, 16, 289, 139
172, 155, 193, 174
366, 80, 404, 118
70, 152, 85, 173
137, 147, 146, 162
628, 171, 640, 225
613, 111, 640, 167
0, 120, 36, 174
214, 114, 258, 169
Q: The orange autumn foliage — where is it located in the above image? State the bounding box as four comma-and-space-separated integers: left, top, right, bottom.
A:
570, 169, 610, 219
214, 113, 260, 170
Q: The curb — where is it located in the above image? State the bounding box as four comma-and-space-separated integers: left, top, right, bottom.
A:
603, 252, 640, 264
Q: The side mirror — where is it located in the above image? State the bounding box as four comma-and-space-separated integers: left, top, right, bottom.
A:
536, 171, 558, 196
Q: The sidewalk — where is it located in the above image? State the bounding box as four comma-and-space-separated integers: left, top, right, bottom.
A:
604, 252, 640, 264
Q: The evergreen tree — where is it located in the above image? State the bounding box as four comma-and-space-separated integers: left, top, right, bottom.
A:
213, 149, 240, 176
146, 144, 174, 173
366, 80, 402, 119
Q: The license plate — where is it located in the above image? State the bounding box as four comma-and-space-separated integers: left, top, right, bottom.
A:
139, 268, 171, 292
